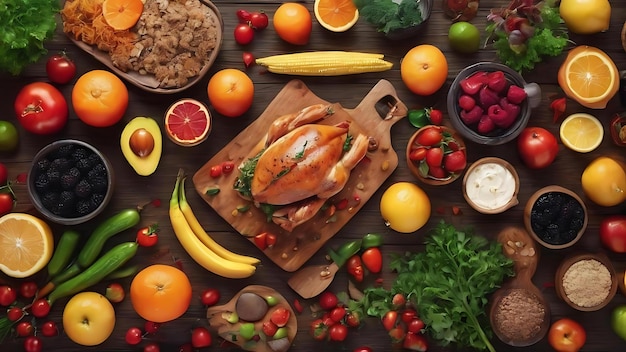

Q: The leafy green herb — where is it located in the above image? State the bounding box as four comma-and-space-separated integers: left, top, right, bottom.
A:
353, 0, 424, 35
343, 134, 354, 152
349, 221, 514, 352
486, 0, 568, 72
233, 150, 263, 198
294, 141, 308, 160
0, 0, 59, 75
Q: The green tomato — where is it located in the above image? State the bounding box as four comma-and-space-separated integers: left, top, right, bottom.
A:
612, 305, 626, 341
0, 121, 18, 152
448, 22, 480, 54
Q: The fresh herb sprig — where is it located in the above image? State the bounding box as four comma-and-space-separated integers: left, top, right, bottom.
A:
485, 0, 569, 72
353, 0, 424, 35
349, 221, 514, 352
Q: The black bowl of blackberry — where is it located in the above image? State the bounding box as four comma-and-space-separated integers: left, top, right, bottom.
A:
27, 139, 114, 225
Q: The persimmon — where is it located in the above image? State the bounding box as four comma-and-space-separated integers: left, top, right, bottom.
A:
130, 264, 192, 323
102, 0, 144, 31
72, 70, 129, 127
273, 3, 312, 45
400, 44, 449, 96
207, 69, 254, 118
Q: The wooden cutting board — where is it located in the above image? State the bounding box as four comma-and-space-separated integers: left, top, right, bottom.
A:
193, 79, 407, 272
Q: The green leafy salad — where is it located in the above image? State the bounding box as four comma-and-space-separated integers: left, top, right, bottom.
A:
349, 221, 514, 352
0, 0, 59, 75
353, 0, 425, 35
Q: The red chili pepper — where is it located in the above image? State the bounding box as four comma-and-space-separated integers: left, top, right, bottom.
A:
550, 97, 566, 124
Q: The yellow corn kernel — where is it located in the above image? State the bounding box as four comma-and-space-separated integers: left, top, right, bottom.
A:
256, 51, 393, 76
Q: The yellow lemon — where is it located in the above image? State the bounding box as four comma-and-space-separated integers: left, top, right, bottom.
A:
0, 213, 54, 278
559, 113, 604, 153
581, 157, 626, 207
560, 0, 610, 35
380, 182, 431, 233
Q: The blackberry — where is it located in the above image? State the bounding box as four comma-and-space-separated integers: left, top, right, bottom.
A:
34, 174, 51, 193
70, 147, 90, 161
74, 179, 92, 199
41, 192, 59, 210
55, 144, 75, 158
87, 152, 101, 165
75, 199, 93, 216
46, 168, 61, 188
90, 176, 108, 193
34, 159, 51, 173
50, 158, 72, 173
75, 158, 95, 173
87, 163, 107, 179
60, 167, 81, 190
90, 193, 105, 209
58, 191, 77, 217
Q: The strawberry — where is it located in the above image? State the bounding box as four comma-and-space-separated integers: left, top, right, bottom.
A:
460, 105, 483, 125
487, 70, 507, 93
500, 97, 521, 125
507, 85, 527, 104
444, 150, 467, 173
487, 104, 512, 128
425, 147, 444, 169
429, 165, 447, 179
458, 94, 476, 111
477, 115, 495, 134
459, 71, 488, 95
403, 332, 428, 351
382, 311, 398, 331
478, 86, 500, 109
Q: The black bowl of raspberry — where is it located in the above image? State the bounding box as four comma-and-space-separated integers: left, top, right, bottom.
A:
27, 139, 114, 225
447, 62, 541, 145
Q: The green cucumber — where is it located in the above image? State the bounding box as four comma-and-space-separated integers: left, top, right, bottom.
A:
48, 242, 138, 305
47, 230, 81, 277
77, 208, 141, 268
103, 264, 139, 280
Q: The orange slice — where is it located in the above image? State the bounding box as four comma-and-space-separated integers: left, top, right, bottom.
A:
164, 98, 212, 147
314, 0, 359, 32
557, 45, 619, 109
559, 113, 604, 153
102, 0, 144, 31
0, 213, 54, 278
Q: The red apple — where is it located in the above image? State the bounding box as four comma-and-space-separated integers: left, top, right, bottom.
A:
548, 318, 586, 352
600, 215, 626, 253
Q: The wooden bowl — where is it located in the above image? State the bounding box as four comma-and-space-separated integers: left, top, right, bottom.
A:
524, 185, 587, 250
555, 252, 618, 311
462, 157, 519, 214
406, 125, 466, 186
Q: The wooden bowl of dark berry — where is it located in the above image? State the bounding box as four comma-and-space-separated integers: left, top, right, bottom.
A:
27, 139, 114, 225
447, 62, 541, 145
523, 185, 587, 250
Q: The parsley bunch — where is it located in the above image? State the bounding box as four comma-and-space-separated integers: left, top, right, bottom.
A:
353, 0, 424, 35
350, 221, 513, 352
485, 0, 568, 72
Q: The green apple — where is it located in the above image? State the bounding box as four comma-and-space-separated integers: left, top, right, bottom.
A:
612, 305, 626, 340
448, 22, 481, 54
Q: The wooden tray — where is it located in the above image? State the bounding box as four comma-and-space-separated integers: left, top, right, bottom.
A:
64, 0, 222, 94
193, 79, 407, 272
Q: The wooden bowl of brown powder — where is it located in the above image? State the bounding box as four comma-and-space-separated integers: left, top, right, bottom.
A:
555, 252, 618, 311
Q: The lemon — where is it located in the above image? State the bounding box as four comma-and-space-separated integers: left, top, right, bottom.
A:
448, 22, 480, 54
0, 213, 54, 278
560, 0, 610, 35
380, 182, 431, 233
559, 113, 604, 153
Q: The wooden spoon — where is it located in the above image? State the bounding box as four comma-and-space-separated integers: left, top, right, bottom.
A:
288, 262, 339, 299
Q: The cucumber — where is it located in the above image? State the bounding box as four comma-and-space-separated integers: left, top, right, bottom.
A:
47, 230, 81, 277
47, 242, 138, 305
103, 264, 139, 280
77, 208, 140, 268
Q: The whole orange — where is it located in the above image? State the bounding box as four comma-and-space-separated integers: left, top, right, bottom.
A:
72, 70, 129, 127
400, 45, 449, 96
130, 264, 192, 323
273, 3, 312, 45
207, 69, 254, 118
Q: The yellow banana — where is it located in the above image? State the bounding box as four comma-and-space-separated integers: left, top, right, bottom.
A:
169, 174, 256, 279
179, 178, 260, 266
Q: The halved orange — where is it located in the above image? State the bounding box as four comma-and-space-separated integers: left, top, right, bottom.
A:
0, 213, 53, 278
164, 98, 211, 147
557, 45, 619, 109
102, 0, 144, 31
314, 0, 359, 32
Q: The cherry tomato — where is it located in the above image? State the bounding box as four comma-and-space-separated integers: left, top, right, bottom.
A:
23, 336, 42, 352
234, 23, 254, 45
144, 321, 161, 334
319, 291, 338, 310
0, 193, 14, 216
329, 306, 346, 323
310, 318, 327, 341
353, 347, 373, 352
0, 163, 7, 184
221, 161, 235, 174
136, 224, 159, 247
144, 343, 160, 352
409, 147, 427, 162
250, 11, 269, 30
425, 147, 444, 169
346, 255, 364, 282
40, 321, 58, 337
428, 108, 443, 125
209, 164, 222, 178
7, 307, 24, 321
328, 323, 348, 341
16, 321, 34, 337
14, 82, 68, 135
382, 310, 398, 331
125, 327, 143, 345
19, 281, 38, 299
191, 327, 212, 348
46, 53, 76, 84
200, 288, 220, 306
517, 127, 558, 169
407, 317, 426, 333
0, 285, 17, 306
242, 52, 255, 68
236, 9, 251, 22
30, 298, 50, 318
416, 126, 442, 146
361, 247, 383, 274
346, 311, 361, 327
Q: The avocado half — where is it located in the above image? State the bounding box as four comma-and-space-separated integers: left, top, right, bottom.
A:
120, 117, 162, 176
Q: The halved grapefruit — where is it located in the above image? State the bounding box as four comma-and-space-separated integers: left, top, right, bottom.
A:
164, 98, 211, 147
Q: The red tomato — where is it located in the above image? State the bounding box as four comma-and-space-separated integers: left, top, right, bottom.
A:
361, 247, 383, 274
0, 163, 7, 184
599, 215, 626, 253
353, 347, 373, 352
136, 224, 159, 247
329, 306, 346, 323
409, 147, 427, 161
19, 281, 38, 299
14, 82, 68, 135
40, 321, 58, 337
319, 291, 338, 310
0, 193, 14, 216
30, 298, 51, 318
250, 11, 269, 30
144, 343, 160, 352
191, 327, 212, 348
347, 255, 364, 282
209, 164, 222, 178
16, 321, 34, 337
234, 23, 254, 45
46, 53, 76, 84
310, 318, 328, 340
23, 336, 42, 352
125, 327, 143, 345
548, 318, 586, 352
200, 288, 220, 306
0, 285, 17, 306
425, 147, 444, 169
444, 150, 467, 173
144, 321, 161, 334
262, 320, 278, 337
382, 310, 398, 331
517, 127, 558, 169
329, 323, 348, 341
221, 161, 235, 174
270, 307, 291, 327
416, 126, 442, 146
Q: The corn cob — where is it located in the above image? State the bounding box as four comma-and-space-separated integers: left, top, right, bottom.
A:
255, 51, 393, 76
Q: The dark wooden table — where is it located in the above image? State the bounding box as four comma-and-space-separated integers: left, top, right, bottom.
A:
2, 1, 626, 351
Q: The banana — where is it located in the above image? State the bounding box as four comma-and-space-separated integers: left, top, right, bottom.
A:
170, 173, 256, 279
179, 178, 260, 266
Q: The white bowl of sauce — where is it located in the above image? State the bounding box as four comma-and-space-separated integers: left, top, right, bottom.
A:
462, 157, 520, 214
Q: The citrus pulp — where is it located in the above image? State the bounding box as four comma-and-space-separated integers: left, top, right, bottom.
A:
0, 213, 53, 278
